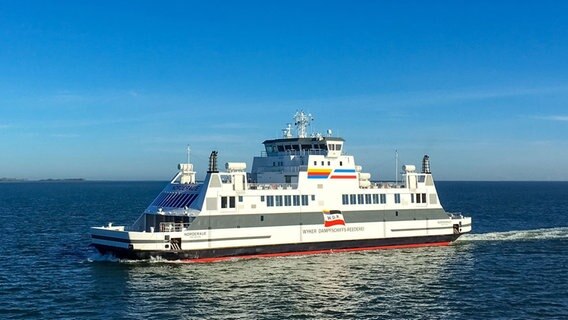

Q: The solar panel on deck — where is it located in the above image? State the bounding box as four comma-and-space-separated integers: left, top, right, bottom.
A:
151, 192, 168, 206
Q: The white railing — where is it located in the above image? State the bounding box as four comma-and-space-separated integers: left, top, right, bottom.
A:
248, 183, 298, 190
159, 222, 191, 232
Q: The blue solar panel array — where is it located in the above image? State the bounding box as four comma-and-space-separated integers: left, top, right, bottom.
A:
151, 192, 199, 208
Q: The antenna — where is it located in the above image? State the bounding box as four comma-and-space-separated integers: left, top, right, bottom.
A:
187, 145, 191, 165
282, 123, 293, 138
293, 110, 313, 138
395, 149, 399, 184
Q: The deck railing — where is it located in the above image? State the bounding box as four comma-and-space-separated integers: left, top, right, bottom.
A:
159, 222, 192, 232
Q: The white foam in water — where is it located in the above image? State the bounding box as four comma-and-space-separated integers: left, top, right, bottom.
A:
457, 227, 568, 242
87, 252, 120, 262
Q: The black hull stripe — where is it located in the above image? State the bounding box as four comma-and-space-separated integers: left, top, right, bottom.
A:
186, 235, 271, 243
391, 226, 453, 232
91, 234, 271, 244
93, 234, 461, 260
91, 235, 161, 244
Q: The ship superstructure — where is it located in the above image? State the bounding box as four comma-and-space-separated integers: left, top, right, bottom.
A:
91, 111, 472, 261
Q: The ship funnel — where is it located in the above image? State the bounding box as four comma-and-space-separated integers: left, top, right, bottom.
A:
208, 151, 219, 173
422, 155, 431, 174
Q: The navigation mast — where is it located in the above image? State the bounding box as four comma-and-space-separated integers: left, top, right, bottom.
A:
293, 110, 313, 138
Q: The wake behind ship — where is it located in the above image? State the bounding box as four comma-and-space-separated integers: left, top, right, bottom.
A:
91, 112, 472, 261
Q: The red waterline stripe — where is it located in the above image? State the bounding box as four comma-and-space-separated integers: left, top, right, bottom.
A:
329, 175, 357, 179
181, 241, 450, 263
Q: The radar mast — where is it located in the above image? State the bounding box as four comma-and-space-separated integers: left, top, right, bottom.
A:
293, 110, 313, 138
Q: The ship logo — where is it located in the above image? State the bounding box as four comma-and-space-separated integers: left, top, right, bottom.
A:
308, 168, 332, 179
323, 210, 346, 227
329, 169, 357, 179
308, 168, 357, 179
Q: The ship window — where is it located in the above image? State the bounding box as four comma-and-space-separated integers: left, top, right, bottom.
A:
418, 175, 426, 183
357, 194, 364, 204
275, 196, 283, 206
321, 161, 324, 166
284, 195, 291, 206
342, 194, 349, 205
327, 161, 331, 166
229, 196, 236, 208
278, 145, 284, 152
339, 161, 343, 166
261, 196, 265, 202
350, 194, 357, 204
319, 144, 327, 150
329, 144, 335, 150
372, 194, 379, 204
380, 194, 387, 204
336, 144, 342, 151
285, 145, 291, 150
238, 196, 243, 202
267, 196, 274, 207
292, 145, 300, 151
394, 194, 401, 204
293, 195, 300, 206
415, 193, 424, 204
221, 196, 228, 208
273, 162, 276, 166
365, 194, 372, 204
260, 215, 264, 222
302, 144, 311, 150
411, 194, 415, 203
301, 195, 309, 205
314, 161, 317, 166
311, 195, 316, 201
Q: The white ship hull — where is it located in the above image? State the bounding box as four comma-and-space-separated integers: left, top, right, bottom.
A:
91, 212, 471, 261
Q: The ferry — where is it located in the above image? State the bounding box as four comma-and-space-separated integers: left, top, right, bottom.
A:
91, 111, 472, 261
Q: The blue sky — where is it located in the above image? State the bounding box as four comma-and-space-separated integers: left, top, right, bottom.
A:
1, 1, 568, 181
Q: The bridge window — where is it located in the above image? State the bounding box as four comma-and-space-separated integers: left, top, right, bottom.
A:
380, 194, 387, 204
275, 196, 283, 206
342, 194, 349, 205
336, 144, 342, 151
365, 194, 372, 204
267, 196, 274, 207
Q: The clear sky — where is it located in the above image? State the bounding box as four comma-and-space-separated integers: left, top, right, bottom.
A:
1, 1, 568, 181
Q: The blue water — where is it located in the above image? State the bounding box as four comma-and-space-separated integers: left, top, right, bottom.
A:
0, 181, 566, 319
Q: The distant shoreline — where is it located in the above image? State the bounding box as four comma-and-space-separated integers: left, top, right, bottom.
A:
0, 178, 86, 183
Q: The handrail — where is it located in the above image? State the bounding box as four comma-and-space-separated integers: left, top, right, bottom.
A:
159, 222, 191, 232
248, 183, 298, 190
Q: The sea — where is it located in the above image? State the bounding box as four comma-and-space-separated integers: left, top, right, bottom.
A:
0, 181, 566, 319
